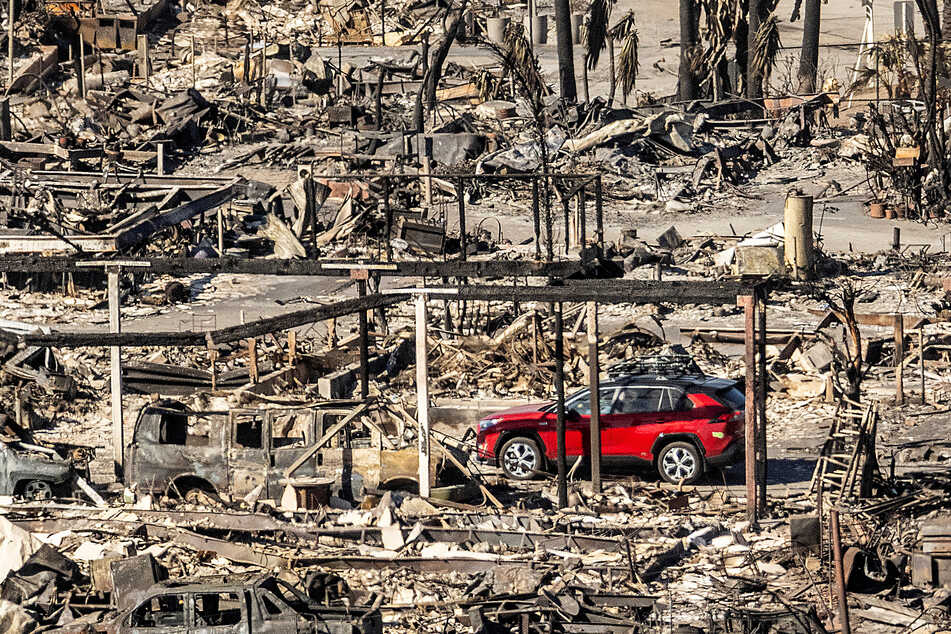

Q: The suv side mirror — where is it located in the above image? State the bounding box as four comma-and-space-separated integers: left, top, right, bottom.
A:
566, 409, 581, 422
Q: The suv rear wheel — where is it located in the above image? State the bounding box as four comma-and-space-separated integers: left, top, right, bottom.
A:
499, 437, 542, 480
657, 442, 703, 484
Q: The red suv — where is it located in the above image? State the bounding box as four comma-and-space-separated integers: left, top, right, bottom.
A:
475, 374, 744, 484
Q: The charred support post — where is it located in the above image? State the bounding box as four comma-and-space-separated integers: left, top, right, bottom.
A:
108, 267, 123, 478
587, 301, 601, 492
0, 98, 9, 141
895, 314, 904, 404
415, 292, 432, 497
532, 179, 541, 260
594, 176, 604, 254
892, 227, 901, 251
358, 278, 370, 399
7, 0, 13, 88
554, 301, 568, 508
248, 338, 259, 383
831, 509, 852, 634
920, 329, 926, 403
457, 179, 467, 261
383, 178, 393, 260
756, 290, 768, 516
739, 294, 758, 526
137, 34, 149, 83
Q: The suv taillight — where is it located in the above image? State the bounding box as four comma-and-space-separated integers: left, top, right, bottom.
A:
712, 410, 743, 425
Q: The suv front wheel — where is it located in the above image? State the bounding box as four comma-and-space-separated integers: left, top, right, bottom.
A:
499, 437, 543, 480
657, 442, 703, 484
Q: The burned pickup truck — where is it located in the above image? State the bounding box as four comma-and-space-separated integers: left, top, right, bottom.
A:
0, 417, 90, 499
126, 400, 428, 502
54, 573, 382, 634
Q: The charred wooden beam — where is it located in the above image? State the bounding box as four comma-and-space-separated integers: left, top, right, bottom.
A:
16, 293, 408, 348
449, 280, 762, 305
0, 256, 592, 279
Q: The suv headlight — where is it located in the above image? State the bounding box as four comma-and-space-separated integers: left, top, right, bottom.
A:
479, 418, 501, 431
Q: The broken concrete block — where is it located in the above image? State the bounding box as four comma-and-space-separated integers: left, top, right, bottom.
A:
732, 245, 785, 276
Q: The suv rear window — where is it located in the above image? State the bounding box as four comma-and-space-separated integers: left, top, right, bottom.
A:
716, 386, 745, 410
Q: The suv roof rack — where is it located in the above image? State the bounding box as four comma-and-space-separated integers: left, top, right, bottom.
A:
606, 353, 703, 378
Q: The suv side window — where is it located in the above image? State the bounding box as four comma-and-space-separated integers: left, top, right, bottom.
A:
194, 592, 243, 627
658, 388, 690, 412
129, 594, 187, 628
611, 388, 665, 414
568, 388, 617, 416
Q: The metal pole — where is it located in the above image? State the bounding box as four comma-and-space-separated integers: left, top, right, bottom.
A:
562, 191, 571, 252
587, 301, 601, 492
358, 278, 369, 399
415, 293, 431, 498
216, 206, 224, 256
756, 290, 768, 516
108, 267, 124, 479
895, 314, 904, 404
554, 302, 568, 508
831, 509, 852, 634
740, 294, 757, 527
78, 33, 86, 100
578, 186, 586, 247
384, 178, 393, 260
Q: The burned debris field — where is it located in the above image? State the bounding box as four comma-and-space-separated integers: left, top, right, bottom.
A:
1, 0, 951, 632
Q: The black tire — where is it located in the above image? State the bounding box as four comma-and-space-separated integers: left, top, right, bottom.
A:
656, 441, 703, 484
498, 437, 543, 480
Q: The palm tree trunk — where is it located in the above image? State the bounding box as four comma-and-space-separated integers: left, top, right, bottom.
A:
797, 0, 820, 93
554, 0, 578, 101
607, 36, 616, 105
747, 0, 763, 98
582, 55, 590, 102
678, 0, 699, 99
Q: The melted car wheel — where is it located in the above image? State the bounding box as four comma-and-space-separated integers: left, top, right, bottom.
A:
22, 480, 53, 501
657, 442, 703, 484
499, 437, 542, 480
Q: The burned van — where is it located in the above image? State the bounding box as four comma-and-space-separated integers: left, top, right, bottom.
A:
125, 400, 426, 501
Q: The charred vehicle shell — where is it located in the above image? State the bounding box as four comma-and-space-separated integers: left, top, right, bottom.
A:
52, 573, 382, 634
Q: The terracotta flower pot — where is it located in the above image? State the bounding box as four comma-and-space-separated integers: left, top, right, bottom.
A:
896, 206, 906, 219
885, 207, 895, 219
869, 202, 885, 218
